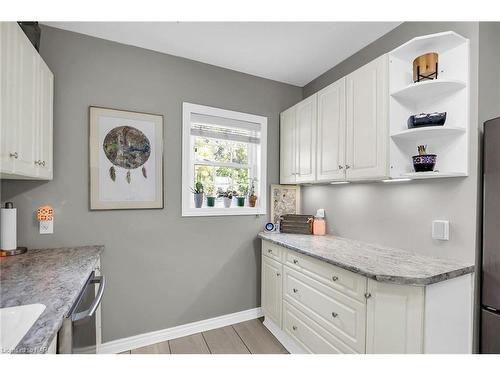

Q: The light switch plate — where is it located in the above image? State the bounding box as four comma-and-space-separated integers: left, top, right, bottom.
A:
432, 220, 449, 241
39, 220, 54, 234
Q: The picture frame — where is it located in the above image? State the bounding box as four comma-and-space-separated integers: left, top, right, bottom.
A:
270, 184, 301, 225
89, 106, 164, 210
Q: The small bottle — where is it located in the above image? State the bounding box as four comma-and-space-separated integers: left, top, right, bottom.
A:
313, 208, 326, 236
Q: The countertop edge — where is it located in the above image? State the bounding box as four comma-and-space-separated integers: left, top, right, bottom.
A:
11, 245, 104, 354
258, 233, 475, 286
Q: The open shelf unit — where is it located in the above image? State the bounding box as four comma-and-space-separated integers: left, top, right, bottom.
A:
389, 31, 470, 180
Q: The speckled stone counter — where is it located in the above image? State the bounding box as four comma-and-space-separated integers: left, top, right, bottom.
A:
258, 232, 474, 286
0, 245, 103, 353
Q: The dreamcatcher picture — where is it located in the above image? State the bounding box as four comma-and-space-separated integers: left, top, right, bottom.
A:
90, 107, 163, 210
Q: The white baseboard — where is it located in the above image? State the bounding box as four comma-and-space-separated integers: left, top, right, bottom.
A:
262, 317, 306, 354
99, 307, 264, 354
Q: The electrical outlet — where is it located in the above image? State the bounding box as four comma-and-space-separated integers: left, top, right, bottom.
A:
39, 220, 54, 234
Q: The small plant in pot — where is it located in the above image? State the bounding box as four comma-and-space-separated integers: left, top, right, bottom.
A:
412, 145, 437, 172
236, 185, 248, 207
248, 178, 258, 207
190, 182, 204, 208
205, 186, 215, 207
217, 188, 237, 208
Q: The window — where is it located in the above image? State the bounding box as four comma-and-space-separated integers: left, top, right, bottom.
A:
182, 102, 267, 216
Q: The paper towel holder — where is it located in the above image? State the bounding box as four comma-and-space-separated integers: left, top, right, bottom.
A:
0, 202, 27, 257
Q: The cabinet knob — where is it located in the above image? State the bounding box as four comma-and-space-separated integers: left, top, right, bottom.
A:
338, 165, 344, 170
364, 292, 372, 299
9, 152, 18, 159
276, 272, 281, 277
41, 161, 46, 167
293, 259, 299, 264
332, 276, 338, 282
292, 325, 297, 331
268, 249, 273, 253
345, 165, 351, 169
293, 288, 298, 293
331, 312, 338, 318
34, 160, 40, 165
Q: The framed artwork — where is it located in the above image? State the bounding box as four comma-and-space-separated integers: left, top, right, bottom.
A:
270, 184, 301, 224
89, 107, 163, 210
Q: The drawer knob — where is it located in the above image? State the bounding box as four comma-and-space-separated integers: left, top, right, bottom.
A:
332, 276, 338, 281
41, 160, 46, 167
331, 312, 338, 318
364, 292, 372, 299
276, 272, 281, 277
338, 165, 344, 170
292, 325, 297, 331
293, 259, 299, 264
268, 249, 273, 253
10, 152, 18, 159
292, 288, 298, 293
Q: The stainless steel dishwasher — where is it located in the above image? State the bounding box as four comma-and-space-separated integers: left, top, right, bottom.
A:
58, 271, 105, 354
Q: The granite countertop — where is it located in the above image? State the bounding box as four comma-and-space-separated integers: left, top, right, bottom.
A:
0, 245, 103, 354
258, 232, 474, 286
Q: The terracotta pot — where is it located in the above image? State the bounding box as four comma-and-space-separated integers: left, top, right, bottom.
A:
249, 195, 257, 207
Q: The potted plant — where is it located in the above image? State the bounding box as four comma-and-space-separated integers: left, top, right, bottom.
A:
205, 186, 215, 207
190, 182, 204, 208
248, 178, 258, 207
236, 185, 248, 207
217, 188, 237, 208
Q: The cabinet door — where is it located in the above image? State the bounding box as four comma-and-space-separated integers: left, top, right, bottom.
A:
316, 78, 346, 182
280, 106, 296, 184
346, 55, 389, 180
0, 22, 19, 175
15, 26, 38, 176
366, 279, 424, 354
262, 256, 283, 327
295, 95, 317, 183
36, 60, 54, 180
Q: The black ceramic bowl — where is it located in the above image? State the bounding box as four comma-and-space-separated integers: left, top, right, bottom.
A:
412, 154, 437, 172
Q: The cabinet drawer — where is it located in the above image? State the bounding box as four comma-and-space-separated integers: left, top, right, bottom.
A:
283, 300, 356, 354
284, 265, 366, 353
285, 248, 366, 301
262, 240, 284, 262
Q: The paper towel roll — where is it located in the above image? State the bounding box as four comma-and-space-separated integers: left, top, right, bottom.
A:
1, 207, 17, 250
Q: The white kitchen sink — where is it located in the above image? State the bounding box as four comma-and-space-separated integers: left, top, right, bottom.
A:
0, 304, 46, 353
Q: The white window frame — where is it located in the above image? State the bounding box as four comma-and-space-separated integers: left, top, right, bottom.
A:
182, 102, 267, 217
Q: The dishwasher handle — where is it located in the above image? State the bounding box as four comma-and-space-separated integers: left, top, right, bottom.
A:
72, 275, 105, 322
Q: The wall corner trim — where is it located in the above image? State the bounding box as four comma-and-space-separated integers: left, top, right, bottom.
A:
98, 307, 264, 354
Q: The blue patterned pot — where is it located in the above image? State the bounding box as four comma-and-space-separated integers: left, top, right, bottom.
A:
412, 154, 437, 172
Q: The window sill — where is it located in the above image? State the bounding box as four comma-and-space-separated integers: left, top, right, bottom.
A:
182, 207, 266, 217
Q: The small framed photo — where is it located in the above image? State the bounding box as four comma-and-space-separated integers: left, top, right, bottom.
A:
270, 184, 301, 224
89, 107, 164, 210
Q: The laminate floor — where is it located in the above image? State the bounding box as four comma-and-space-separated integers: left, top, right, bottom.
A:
124, 319, 288, 354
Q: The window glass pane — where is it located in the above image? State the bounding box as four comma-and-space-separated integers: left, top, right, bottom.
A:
232, 142, 248, 164
194, 137, 231, 163
194, 165, 215, 196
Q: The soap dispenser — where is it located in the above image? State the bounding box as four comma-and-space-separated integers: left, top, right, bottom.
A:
313, 208, 326, 236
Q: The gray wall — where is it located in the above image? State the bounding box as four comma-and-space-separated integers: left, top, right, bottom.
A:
301, 22, 480, 264
0, 26, 302, 342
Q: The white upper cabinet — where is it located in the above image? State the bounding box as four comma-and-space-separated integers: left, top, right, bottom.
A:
280, 106, 297, 184
295, 94, 317, 183
0, 22, 53, 180
279, 55, 389, 184
345, 55, 389, 180
316, 78, 346, 182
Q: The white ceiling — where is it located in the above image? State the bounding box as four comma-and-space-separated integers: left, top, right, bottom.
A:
42, 22, 401, 86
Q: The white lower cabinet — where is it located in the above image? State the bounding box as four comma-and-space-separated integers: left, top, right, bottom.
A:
261, 255, 283, 327
261, 240, 472, 354
365, 280, 424, 354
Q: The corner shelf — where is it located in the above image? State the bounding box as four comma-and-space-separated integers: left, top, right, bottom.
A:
388, 31, 470, 180
400, 171, 467, 179
390, 79, 466, 102
391, 126, 465, 141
